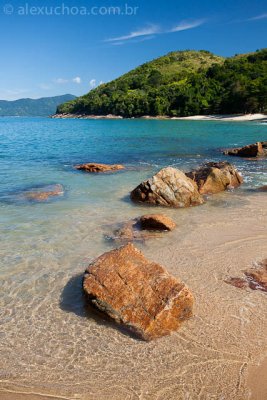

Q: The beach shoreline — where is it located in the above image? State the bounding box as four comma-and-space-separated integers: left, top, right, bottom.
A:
52, 113, 267, 122
1, 118, 267, 400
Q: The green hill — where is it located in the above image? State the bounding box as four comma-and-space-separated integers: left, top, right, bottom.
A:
0, 94, 76, 117
57, 49, 267, 117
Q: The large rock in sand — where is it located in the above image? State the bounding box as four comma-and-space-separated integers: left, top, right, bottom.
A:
83, 243, 194, 340
186, 162, 243, 194
75, 163, 124, 173
130, 167, 204, 208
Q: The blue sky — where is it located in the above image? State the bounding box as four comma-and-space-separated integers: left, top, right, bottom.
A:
0, 0, 266, 100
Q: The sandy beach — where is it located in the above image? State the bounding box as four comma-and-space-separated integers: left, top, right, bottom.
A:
52, 113, 267, 122
1, 189, 267, 400
174, 113, 267, 122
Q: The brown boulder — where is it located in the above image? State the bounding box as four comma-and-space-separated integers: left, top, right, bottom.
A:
75, 163, 124, 173
139, 214, 176, 231
223, 142, 266, 157
186, 162, 243, 195
22, 184, 64, 202
83, 244, 194, 340
131, 167, 204, 208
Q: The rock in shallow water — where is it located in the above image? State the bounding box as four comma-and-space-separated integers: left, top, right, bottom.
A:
245, 260, 267, 292
186, 161, 243, 194
139, 214, 176, 231
83, 243, 194, 340
75, 163, 124, 173
225, 259, 267, 293
131, 167, 204, 208
107, 214, 175, 244
22, 184, 64, 202
223, 142, 267, 158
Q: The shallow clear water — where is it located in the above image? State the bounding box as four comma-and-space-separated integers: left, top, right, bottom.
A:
0, 117, 267, 399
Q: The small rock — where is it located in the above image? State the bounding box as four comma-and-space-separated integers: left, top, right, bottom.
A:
108, 218, 166, 244
131, 167, 204, 208
256, 185, 267, 192
245, 260, 267, 292
224, 277, 248, 289
186, 162, 243, 194
223, 142, 266, 158
75, 163, 124, 173
225, 260, 267, 293
83, 243, 194, 340
139, 214, 176, 231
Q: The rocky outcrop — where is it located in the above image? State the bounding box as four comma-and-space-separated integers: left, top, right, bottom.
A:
131, 167, 204, 208
186, 162, 243, 194
225, 259, 267, 293
139, 214, 176, 231
223, 142, 267, 157
22, 184, 64, 202
75, 163, 125, 173
83, 244, 194, 340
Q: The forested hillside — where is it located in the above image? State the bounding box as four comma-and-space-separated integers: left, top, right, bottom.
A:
57, 49, 267, 117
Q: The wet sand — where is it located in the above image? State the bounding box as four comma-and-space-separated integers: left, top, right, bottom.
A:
247, 357, 267, 400
0, 392, 66, 400
1, 191, 267, 400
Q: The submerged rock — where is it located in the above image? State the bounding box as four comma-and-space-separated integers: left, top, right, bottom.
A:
111, 220, 148, 243
83, 243, 194, 340
245, 260, 267, 292
186, 162, 243, 194
225, 259, 267, 293
139, 214, 176, 231
20, 184, 64, 202
223, 142, 267, 158
224, 277, 248, 289
131, 167, 204, 208
75, 163, 124, 173
257, 185, 267, 192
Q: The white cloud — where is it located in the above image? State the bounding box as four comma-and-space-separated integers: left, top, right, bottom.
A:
105, 19, 205, 45
55, 78, 69, 84
106, 25, 160, 43
73, 76, 81, 84
248, 13, 267, 21
54, 76, 82, 85
89, 79, 97, 88
170, 19, 205, 32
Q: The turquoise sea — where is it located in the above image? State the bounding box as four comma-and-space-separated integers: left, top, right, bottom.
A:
0, 117, 267, 399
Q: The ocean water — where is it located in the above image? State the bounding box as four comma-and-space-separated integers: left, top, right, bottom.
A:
0, 117, 267, 399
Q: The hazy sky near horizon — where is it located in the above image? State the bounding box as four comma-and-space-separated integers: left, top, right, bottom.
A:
0, 0, 266, 100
